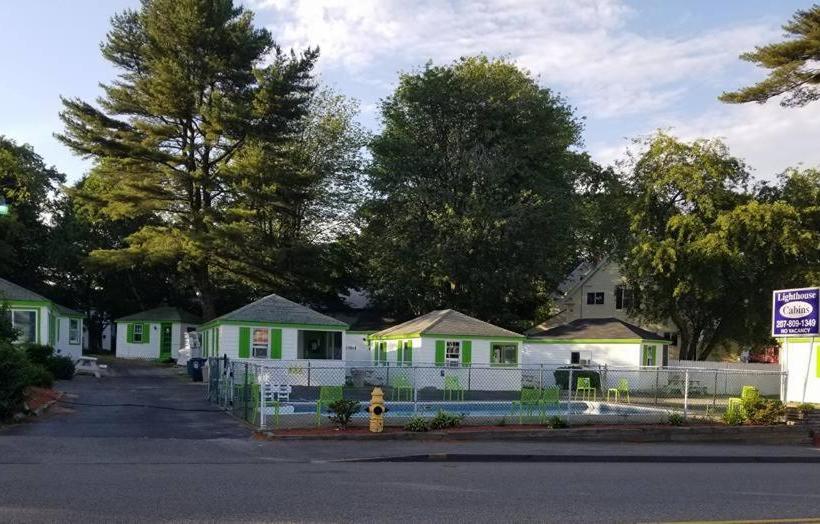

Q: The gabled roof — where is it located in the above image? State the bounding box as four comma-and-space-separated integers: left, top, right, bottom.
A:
527, 317, 666, 341
373, 309, 523, 339
116, 306, 201, 324
212, 294, 348, 327
0, 276, 50, 302
0, 277, 82, 317
327, 308, 399, 332
556, 258, 610, 299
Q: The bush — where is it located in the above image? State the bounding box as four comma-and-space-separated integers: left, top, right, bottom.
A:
744, 399, 784, 425
404, 416, 430, 432
25, 344, 55, 366
46, 355, 75, 380
327, 399, 360, 428
0, 343, 53, 419
796, 402, 816, 413
553, 366, 601, 390
667, 412, 685, 426
428, 410, 463, 430
545, 416, 567, 429
722, 407, 744, 426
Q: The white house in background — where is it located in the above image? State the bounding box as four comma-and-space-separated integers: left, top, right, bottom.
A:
524, 317, 669, 368
198, 294, 351, 385
115, 306, 201, 360
368, 309, 525, 391
779, 337, 819, 404
548, 259, 677, 356
0, 276, 84, 360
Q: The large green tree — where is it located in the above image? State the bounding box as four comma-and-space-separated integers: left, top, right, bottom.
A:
57, 0, 319, 318
360, 57, 590, 329
622, 133, 819, 360
720, 5, 820, 106
0, 136, 65, 290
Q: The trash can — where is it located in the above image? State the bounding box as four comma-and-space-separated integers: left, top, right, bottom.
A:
188, 358, 206, 382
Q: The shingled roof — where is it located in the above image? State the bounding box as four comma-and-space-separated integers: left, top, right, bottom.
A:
213, 294, 348, 327
0, 277, 82, 316
373, 309, 522, 339
116, 306, 201, 324
527, 317, 666, 341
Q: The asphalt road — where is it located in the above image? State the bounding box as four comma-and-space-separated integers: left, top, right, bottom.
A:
0, 360, 818, 523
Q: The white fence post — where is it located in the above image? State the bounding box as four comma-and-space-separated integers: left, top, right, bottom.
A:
683, 368, 690, 420
566, 367, 573, 424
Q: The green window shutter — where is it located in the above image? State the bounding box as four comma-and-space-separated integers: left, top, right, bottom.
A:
56, 317, 60, 342
396, 340, 403, 364
215, 328, 220, 357
404, 341, 413, 364
435, 340, 445, 366
142, 323, 150, 344
462, 340, 472, 366
238, 327, 250, 358
48, 315, 55, 346
127, 323, 134, 343
270, 328, 282, 359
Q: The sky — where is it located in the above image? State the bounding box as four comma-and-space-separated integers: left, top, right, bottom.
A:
1, 0, 818, 184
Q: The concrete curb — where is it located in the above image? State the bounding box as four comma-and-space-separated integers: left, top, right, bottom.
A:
258, 425, 813, 445
342, 453, 820, 464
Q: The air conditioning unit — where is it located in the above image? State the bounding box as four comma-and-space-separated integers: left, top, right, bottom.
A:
579, 358, 591, 366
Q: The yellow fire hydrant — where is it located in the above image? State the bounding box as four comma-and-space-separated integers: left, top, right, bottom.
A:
366, 387, 387, 433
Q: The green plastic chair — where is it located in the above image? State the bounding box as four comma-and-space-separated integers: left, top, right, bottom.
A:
443, 375, 464, 401
575, 377, 596, 401
392, 374, 413, 401
542, 385, 560, 406
617, 378, 631, 403
512, 387, 545, 423
315, 386, 344, 427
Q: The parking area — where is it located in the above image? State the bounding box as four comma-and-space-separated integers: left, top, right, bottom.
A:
0, 358, 250, 439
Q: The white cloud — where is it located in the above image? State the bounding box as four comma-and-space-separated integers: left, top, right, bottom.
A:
251, 0, 775, 119
591, 101, 820, 179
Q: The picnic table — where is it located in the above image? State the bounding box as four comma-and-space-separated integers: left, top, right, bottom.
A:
75, 356, 105, 379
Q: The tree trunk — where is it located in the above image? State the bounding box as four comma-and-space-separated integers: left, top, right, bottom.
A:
196, 263, 216, 320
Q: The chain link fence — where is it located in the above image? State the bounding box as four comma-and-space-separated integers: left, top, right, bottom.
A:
206, 357, 786, 430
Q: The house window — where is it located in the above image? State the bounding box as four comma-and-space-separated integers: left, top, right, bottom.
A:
586, 292, 604, 305
570, 351, 580, 365
615, 286, 633, 310
252, 328, 269, 358
133, 323, 143, 343
298, 330, 343, 360
69, 318, 81, 345
445, 341, 460, 367
491, 343, 517, 366
9, 310, 37, 343
642, 345, 657, 367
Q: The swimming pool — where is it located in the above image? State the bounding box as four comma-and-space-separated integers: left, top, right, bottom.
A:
269, 400, 668, 419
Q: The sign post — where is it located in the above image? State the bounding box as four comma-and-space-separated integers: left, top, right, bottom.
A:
772, 287, 819, 338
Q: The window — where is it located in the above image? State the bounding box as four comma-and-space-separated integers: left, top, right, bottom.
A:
396, 340, 412, 366
9, 310, 37, 343
133, 323, 143, 343
615, 286, 633, 310
570, 351, 580, 365
445, 341, 460, 367
491, 343, 517, 366
586, 292, 604, 305
69, 318, 81, 345
642, 345, 657, 367
298, 330, 343, 360
252, 328, 269, 358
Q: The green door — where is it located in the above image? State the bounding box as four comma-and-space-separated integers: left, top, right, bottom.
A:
160, 322, 172, 359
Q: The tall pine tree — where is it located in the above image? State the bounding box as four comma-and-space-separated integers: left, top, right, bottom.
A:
57, 0, 318, 318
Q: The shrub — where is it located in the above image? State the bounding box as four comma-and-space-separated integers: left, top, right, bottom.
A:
25, 344, 55, 366
428, 410, 463, 430
404, 416, 429, 432
553, 366, 601, 390
667, 412, 685, 426
327, 399, 360, 428
744, 399, 784, 425
796, 402, 816, 413
46, 355, 75, 380
545, 416, 568, 429
722, 407, 745, 426
0, 343, 53, 419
